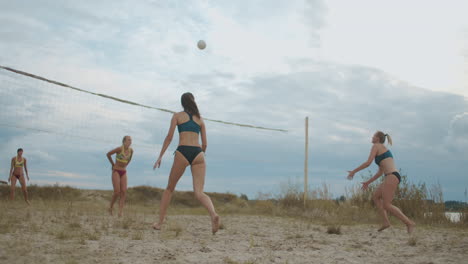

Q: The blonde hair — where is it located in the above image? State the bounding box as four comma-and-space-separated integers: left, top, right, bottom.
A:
375, 131, 393, 145
121, 135, 132, 151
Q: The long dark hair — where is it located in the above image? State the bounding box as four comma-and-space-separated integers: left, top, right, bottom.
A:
181, 92, 200, 118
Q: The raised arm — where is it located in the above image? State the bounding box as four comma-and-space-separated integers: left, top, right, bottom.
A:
200, 118, 207, 153
153, 114, 178, 169
348, 145, 378, 179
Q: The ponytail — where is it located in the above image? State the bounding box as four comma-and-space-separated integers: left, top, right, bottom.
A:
376, 131, 393, 145
385, 134, 393, 146
181, 92, 200, 118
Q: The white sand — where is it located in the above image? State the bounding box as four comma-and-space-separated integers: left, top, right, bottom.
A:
1, 212, 467, 264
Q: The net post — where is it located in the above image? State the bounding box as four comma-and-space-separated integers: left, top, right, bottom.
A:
304, 116, 309, 208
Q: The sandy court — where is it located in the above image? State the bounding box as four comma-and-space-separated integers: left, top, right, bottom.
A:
1, 202, 467, 264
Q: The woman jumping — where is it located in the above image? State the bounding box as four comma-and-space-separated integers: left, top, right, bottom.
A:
106, 136, 133, 217
9, 148, 30, 205
153, 92, 219, 234
347, 131, 415, 233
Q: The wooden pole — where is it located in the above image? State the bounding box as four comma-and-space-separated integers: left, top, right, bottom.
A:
304, 116, 309, 208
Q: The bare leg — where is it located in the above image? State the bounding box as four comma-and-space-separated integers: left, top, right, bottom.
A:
373, 185, 390, 231
9, 176, 17, 200
153, 152, 187, 230
191, 153, 219, 234
382, 175, 416, 234
18, 175, 30, 205
109, 171, 121, 216
118, 174, 128, 217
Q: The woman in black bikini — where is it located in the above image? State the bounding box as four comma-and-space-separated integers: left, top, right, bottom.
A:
348, 131, 415, 233
9, 148, 30, 205
106, 136, 133, 217
153, 92, 219, 234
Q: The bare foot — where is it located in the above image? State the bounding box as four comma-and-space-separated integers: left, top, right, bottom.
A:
211, 215, 220, 235
152, 222, 162, 230
378, 224, 390, 232
407, 222, 416, 234
108, 207, 113, 216
118, 211, 123, 218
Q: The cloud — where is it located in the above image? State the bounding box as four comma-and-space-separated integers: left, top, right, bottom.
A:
1, 1, 468, 201
26, 150, 58, 162
2, 52, 468, 199
445, 112, 468, 155
303, 0, 327, 45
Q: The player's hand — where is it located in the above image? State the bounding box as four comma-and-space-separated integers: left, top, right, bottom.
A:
361, 181, 370, 190
153, 158, 162, 170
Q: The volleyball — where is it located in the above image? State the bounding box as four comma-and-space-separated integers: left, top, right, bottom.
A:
197, 40, 206, 50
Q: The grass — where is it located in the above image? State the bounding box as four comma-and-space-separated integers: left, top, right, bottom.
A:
249, 235, 257, 248
159, 221, 184, 239
286, 233, 304, 239
85, 231, 101, 241
223, 258, 257, 264
219, 221, 226, 230
132, 231, 144, 240
55, 229, 71, 240
408, 236, 418, 246
1, 183, 466, 264
0, 173, 466, 235
326, 225, 342, 235
68, 222, 81, 229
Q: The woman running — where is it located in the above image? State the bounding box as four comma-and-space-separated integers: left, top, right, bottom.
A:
347, 131, 415, 233
153, 92, 219, 234
9, 148, 30, 205
106, 136, 133, 217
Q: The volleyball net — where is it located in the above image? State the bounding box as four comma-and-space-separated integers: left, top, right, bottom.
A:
0, 65, 301, 194
0, 65, 286, 145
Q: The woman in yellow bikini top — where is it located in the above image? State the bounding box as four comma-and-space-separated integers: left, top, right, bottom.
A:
116, 147, 132, 164
14, 156, 24, 167
8, 148, 30, 204
106, 136, 133, 217
10, 148, 28, 179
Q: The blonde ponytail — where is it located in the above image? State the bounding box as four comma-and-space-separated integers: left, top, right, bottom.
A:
376, 131, 393, 145
385, 134, 393, 146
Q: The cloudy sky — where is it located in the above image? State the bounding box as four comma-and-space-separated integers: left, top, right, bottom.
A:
1, 0, 467, 201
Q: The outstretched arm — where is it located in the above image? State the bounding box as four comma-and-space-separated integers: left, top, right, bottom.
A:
348, 145, 378, 179
361, 167, 383, 190
154, 114, 178, 169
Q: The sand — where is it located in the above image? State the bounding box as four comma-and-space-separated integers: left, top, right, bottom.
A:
0, 203, 467, 264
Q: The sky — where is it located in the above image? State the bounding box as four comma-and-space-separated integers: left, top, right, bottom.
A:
0, 0, 467, 201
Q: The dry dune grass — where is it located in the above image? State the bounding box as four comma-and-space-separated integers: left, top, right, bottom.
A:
0, 177, 467, 263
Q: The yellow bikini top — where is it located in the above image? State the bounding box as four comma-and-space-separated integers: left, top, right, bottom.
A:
14, 157, 24, 167
116, 146, 132, 163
